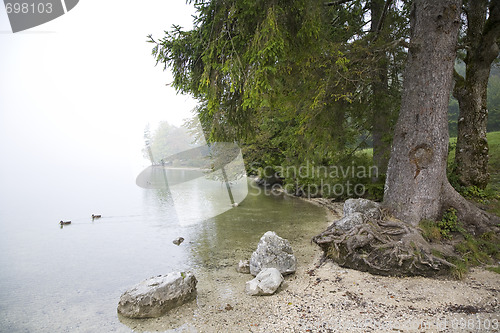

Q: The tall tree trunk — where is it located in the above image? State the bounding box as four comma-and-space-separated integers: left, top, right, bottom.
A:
371, 0, 392, 178
384, 0, 500, 234
384, 0, 462, 225
453, 0, 500, 189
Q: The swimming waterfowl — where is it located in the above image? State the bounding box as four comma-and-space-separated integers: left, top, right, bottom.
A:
59, 220, 71, 225
92, 214, 101, 219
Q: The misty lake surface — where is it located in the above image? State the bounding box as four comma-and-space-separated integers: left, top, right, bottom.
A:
0, 166, 327, 332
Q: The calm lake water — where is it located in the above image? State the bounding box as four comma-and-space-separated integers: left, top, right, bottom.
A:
0, 164, 327, 332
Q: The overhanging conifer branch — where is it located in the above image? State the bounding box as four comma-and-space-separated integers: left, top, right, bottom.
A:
325, 0, 355, 6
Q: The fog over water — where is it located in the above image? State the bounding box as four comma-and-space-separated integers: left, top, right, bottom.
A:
0, 3, 330, 332
0, 0, 197, 208
0, 2, 199, 330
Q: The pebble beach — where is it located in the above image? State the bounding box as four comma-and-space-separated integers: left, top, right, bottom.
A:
120, 201, 500, 333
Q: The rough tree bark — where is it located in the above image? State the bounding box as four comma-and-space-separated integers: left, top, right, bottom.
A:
315, 0, 500, 277
453, 0, 500, 189
383, 0, 500, 234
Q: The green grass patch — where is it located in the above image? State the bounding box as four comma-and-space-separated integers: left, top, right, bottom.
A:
419, 220, 442, 242
455, 236, 493, 266
448, 257, 468, 280
488, 131, 500, 176
419, 208, 463, 241
420, 205, 500, 279
450, 230, 500, 279
486, 266, 500, 274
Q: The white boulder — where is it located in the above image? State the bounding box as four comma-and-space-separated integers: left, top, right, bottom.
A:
249, 231, 296, 276
245, 268, 284, 296
117, 272, 197, 319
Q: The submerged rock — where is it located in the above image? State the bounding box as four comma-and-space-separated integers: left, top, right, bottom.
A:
117, 272, 197, 319
250, 231, 296, 276
245, 268, 284, 296
173, 237, 184, 246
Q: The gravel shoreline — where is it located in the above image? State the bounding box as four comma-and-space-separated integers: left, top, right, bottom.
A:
121, 200, 500, 333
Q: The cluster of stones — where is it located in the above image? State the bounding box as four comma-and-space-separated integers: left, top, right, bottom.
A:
117, 231, 296, 318
243, 231, 296, 296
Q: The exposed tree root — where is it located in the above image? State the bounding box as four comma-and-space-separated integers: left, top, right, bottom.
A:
440, 181, 500, 236
313, 200, 457, 277
313, 191, 500, 278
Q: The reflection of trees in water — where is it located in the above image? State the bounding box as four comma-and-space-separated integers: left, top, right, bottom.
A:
141, 119, 247, 209
139, 169, 327, 270
204, 143, 245, 182
143, 121, 196, 165
142, 121, 245, 177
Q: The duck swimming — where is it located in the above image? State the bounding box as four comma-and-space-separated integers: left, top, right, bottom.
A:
59, 220, 71, 225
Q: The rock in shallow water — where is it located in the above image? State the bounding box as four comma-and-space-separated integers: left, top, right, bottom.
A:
117, 272, 197, 319
172, 237, 184, 246
245, 268, 284, 296
250, 231, 296, 276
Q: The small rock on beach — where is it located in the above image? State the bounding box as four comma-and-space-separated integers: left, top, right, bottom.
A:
250, 231, 296, 276
245, 267, 284, 296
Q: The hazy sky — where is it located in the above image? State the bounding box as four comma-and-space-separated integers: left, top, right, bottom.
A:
0, 1, 199, 205
0, 0, 203, 208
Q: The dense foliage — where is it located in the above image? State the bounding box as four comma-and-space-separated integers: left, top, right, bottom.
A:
149, 0, 410, 198
146, 0, 500, 278
149, 0, 497, 200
